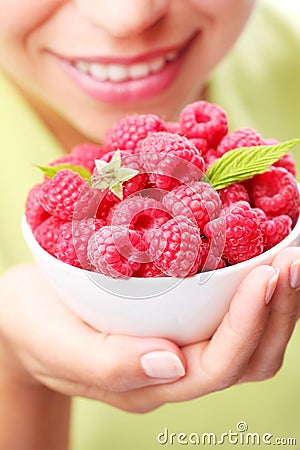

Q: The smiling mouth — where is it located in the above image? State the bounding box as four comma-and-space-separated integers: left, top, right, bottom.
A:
51, 33, 198, 103
72, 50, 179, 83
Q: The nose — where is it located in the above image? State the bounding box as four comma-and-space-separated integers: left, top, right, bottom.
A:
75, 0, 170, 38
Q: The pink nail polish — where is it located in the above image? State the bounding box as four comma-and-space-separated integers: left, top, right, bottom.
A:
265, 268, 280, 305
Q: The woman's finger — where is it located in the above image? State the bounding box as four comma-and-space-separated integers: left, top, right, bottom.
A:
126, 264, 279, 405
240, 247, 300, 382
187, 264, 279, 392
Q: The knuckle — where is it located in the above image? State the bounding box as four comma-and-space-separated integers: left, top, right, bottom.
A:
275, 246, 300, 263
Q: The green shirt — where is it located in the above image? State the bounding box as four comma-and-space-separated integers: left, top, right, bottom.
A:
1, 1, 300, 448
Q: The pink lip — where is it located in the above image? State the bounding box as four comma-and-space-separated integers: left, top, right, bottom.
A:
51, 36, 196, 104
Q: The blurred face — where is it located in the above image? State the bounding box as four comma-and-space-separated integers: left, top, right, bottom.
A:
0, 0, 255, 144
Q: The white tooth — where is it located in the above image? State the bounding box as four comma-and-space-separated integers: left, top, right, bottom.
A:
128, 63, 150, 79
166, 51, 177, 61
75, 61, 90, 73
150, 57, 166, 73
89, 63, 108, 81
107, 64, 129, 82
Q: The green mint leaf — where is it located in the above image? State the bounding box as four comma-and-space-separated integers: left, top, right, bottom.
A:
34, 163, 92, 181
205, 138, 300, 190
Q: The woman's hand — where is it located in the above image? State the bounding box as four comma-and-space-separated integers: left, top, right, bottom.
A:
0, 264, 186, 402
0, 262, 184, 450
0, 246, 299, 416
123, 246, 300, 410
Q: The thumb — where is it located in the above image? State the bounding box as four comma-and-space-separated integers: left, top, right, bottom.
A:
36, 314, 186, 392
26, 288, 186, 392
71, 331, 186, 392
28, 292, 186, 392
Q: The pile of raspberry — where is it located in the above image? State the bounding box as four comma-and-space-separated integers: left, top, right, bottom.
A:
25, 101, 300, 279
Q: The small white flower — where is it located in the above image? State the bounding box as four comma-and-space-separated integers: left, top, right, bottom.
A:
92, 149, 139, 199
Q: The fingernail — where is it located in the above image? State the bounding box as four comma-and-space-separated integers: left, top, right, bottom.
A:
290, 259, 300, 289
265, 268, 280, 305
141, 351, 185, 379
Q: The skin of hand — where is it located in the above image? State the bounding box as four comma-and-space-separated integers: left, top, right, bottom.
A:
0, 246, 299, 415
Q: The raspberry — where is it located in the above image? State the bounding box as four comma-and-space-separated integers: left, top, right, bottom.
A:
104, 114, 166, 153
133, 262, 163, 278
204, 201, 264, 265
71, 142, 105, 159
258, 214, 292, 251
164, 121, 182, 134
25, 183, 50, 230
34, 216, 65, 256
263, 138, 278, 145
198, 240, 226, 272
162, 181, 221, 231
96, 195, 120, 222
251, 167, 300, 223
50, 144, 105, 174
71, 143, 106, 172
54, 218, 105, 269
50, 154, 89, 171
189, 138, 208, 155
40, 169, 100, 221
252, 207, 268, 222
108, 196, 170, 232
217, 128, 263, 157
88, 226, 142, 278
180, 101, 228, 147
202, 147, 219, 168
147, 215, 201, 277
274, 153, 297, 177
99, 150, 135, 165
122, 173, 148, 197
218, 183, 250, 208
140, 132, 205, 190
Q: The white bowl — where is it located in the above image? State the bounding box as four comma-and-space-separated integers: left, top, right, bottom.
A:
22, 212, 300, 346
